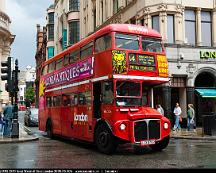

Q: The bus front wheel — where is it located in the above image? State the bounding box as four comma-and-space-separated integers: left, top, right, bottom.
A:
150, 135, 170, 152
46, 120, 53, 139
95, 124, 118, 154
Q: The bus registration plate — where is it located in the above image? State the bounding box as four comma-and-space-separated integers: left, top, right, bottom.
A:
140, 140, 155, 146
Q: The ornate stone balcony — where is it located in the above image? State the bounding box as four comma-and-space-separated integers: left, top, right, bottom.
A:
0, 11, 11, 32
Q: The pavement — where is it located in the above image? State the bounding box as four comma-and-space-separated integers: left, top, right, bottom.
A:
170, 127, 216, 141
0, 124, 39, 144
1, 125, 216, 143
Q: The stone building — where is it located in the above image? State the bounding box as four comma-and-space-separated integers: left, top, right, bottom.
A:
0, 0, 15, 108
35, 24, 47, 107
46, 0, 80, 60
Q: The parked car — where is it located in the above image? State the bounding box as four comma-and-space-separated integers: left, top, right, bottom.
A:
24, 108, 38, 127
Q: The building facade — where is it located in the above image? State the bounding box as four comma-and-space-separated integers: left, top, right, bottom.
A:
18, 66, 36, 104
0, 0, 15, 108
35, 24, 47, 107
79, 0, 216, 126
46, 0, 80, 59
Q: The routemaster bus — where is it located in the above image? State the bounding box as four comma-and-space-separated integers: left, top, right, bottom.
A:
39, 24, 171, 154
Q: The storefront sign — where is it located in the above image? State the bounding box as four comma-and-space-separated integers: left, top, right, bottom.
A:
200, 51, 216, 60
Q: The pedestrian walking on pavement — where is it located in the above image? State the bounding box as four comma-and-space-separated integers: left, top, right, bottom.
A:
187, 104, 196, 131
3, 101, 13, 137
0, 111, 4, 135
173, 102, 182, 131
156, 104, 164, 116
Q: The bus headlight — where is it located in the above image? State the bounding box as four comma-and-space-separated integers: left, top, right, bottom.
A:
164, 122, 169, 129
119, 123, 126, 131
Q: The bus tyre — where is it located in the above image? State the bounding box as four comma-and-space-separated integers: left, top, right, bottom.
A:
46, 120, 53, 139
150, 135, 170, 152
95, 124, 118, 154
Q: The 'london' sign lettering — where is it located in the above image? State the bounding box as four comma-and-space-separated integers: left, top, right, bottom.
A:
200, 51, 216, 59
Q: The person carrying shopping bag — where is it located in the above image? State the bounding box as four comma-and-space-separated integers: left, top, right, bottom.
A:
173, 102, 182, 131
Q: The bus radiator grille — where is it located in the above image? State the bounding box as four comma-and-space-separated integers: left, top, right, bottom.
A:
134, 120, 160, 142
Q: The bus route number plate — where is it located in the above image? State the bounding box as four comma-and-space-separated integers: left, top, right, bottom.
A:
140, 140, 155, 146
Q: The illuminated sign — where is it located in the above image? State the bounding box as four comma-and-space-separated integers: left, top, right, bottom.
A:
138, 55, 155, 66
129, 54, 155, 71
130, 65, 155, 71
128, 25, 148, 34
200, 51, 216, 59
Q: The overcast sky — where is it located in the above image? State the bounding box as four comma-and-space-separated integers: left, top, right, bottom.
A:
6, 0, 53, 70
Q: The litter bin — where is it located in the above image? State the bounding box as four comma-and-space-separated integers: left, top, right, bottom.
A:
202, 113, 216, 136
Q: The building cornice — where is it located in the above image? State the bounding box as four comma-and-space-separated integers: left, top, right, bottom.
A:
0, 26, 15, 44
0, 11, 11, 23
97, 0, 137, 30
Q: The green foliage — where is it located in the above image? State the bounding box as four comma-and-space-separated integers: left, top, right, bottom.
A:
25, 86, 35, 104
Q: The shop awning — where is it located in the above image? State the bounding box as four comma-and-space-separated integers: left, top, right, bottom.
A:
195, 88, 216, 98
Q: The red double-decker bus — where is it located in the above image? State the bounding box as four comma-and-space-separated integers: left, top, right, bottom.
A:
39, 24, 171, 154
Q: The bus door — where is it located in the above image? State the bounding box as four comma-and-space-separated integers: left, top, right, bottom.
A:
51, 95, 62, 135
61, 93, 76, 138
93, 82, 102, 119
76, 91, 92, 141
101, 81, 114, 122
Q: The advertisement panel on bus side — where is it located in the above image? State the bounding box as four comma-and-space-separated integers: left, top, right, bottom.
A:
44, 57, 94, 89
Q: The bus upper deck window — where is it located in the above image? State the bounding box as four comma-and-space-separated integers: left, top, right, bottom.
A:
115, 33, 139, 50
64, 54, 70, 66
95, 34, 111, 53
142, 37, 162, 53
48, 62, 55, 73
56, 58, 63, 70
81, 42, 93, 59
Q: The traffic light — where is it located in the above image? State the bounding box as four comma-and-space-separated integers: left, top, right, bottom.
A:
1, 57, 12, 92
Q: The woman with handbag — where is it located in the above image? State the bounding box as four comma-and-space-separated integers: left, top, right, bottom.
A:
187, 104, 196, 131
0, 111, 4, 135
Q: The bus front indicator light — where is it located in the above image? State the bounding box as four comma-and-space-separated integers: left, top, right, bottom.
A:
164, 122, 169, 129
120, 123, 126, 131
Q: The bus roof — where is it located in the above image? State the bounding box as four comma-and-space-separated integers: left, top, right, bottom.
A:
42, 24, 162, 67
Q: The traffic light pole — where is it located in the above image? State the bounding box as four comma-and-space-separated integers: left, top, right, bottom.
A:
11, 59, 20, 138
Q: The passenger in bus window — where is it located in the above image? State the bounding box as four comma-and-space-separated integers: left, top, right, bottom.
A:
104, 85, 114, 104
74, 95, 78, 105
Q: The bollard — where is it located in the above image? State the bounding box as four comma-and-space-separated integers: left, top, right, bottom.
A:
11, 119, 19, 138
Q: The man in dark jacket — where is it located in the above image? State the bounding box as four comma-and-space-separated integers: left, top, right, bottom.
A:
3, 101, 13, 137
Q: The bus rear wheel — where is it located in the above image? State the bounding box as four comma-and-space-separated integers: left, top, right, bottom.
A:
150, 135, 170, 152
46, 120, 53, 139
95, 124, 118, 154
